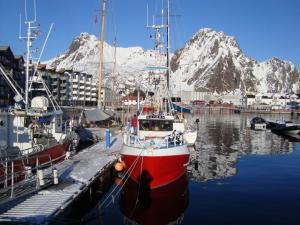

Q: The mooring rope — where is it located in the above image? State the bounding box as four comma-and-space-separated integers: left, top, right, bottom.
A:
128, 152, 144, 219
98, 145, 146, 209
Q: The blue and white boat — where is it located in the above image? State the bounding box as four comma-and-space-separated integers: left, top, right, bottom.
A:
171, 97, 192, 113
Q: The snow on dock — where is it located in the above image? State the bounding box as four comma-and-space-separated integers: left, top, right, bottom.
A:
0, 133, 123, 224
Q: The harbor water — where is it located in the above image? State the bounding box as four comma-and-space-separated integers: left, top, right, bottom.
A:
64, 110, 300, 225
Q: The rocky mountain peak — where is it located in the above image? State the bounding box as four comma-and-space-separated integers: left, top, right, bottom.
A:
170, 28, 299, 95
45, 28, 300, 95
68, 32, 98, 55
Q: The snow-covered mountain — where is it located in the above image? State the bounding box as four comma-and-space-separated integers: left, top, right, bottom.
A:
46, 29, 300, 94
46, 32, 164, 90
170, 28, 300, 94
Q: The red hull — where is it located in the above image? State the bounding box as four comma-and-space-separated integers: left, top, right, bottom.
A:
25, 143, 69, 166
121, 154, 189, 189
0, 143, 69, 186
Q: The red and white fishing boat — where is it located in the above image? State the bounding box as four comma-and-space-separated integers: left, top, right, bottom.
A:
121, 113, 190, 189
120, 1, 190, 189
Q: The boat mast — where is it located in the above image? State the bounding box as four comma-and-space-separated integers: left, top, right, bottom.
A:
19, 0, 38, 110
166, 0, 170, 90
112, 36, 117, 108
98, 0, 106, 109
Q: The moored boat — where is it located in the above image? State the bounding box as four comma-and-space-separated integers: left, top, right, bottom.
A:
121, 114, 190, 189
250, 116, 267, 130
268, 120, 300, 136
0, 5, 75, 188
120, 2, 190, 189
172, 102, 192, 114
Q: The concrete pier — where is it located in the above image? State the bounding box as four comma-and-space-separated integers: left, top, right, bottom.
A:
0, 133, 123, 224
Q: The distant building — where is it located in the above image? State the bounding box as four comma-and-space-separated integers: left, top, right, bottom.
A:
37, 66, 98, 107
175, 91, 242, 105
245, 92, 300, 109
122, 95, 144, 106
69, 71, 97, 107
0, 46, 25, 107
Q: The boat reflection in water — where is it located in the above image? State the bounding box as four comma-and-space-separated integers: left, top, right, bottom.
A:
120, 174, 189, 225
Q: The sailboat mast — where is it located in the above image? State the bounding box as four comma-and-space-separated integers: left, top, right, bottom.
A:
166, 0, 170, 90
112, 36, 117, 108
98, 0, 106, 109
25, 22, 31, 110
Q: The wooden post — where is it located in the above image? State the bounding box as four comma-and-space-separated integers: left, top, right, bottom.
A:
10, 161, 14, 198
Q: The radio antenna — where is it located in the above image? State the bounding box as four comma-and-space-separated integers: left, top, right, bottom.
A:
24, 0, 28, 20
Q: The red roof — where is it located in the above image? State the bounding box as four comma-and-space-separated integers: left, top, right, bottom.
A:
122, 96, 144, 101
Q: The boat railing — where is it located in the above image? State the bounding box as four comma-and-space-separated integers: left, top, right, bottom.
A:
163, 131, 185, 148
0, 152, 66, 204
123, 132, 145, 148
123, 131, 185, 148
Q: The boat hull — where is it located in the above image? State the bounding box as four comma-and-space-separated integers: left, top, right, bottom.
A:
25, 143, 69, 166
172, 103, 192, 113
0, 143, 69, 186
121, 144, 189, 189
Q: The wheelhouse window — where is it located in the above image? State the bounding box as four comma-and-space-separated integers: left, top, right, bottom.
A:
139, 119, 173, 131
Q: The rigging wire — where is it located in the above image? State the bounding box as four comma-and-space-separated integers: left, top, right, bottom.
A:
96, 145, 146, 209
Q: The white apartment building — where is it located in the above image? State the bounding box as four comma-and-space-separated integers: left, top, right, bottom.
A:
69, 71, 97, 106
245, 93, 300, 109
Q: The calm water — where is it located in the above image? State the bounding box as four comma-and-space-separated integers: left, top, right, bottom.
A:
78, 111, 300, 225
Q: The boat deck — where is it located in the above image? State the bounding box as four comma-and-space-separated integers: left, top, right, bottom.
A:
0, 133, 123, 224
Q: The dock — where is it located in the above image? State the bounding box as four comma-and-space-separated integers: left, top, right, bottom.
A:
0, 133, 123, 224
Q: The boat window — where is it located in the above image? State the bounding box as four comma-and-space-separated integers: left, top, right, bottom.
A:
0, 120, 4, 127
56, 117, 61, 127
139, 120, 173, 131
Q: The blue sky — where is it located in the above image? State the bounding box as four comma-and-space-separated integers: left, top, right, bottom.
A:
0, 0, 299, 67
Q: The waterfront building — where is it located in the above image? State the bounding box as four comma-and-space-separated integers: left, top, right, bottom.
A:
37, 66, 98, 107
175, 91, 242, 106
0, 46, 25, 107
69, 71, 97, 107
175, 90, 300, 108
245, 92, 300, 109
122, 95, 144, 106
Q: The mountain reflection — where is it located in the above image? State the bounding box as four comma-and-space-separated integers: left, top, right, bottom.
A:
188, 112, 296, 182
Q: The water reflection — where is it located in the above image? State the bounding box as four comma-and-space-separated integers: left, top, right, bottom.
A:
119, 174, 189, 225
188, 112, 297, 182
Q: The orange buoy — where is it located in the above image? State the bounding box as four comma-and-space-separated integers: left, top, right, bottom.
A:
114, 162, 124, 172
